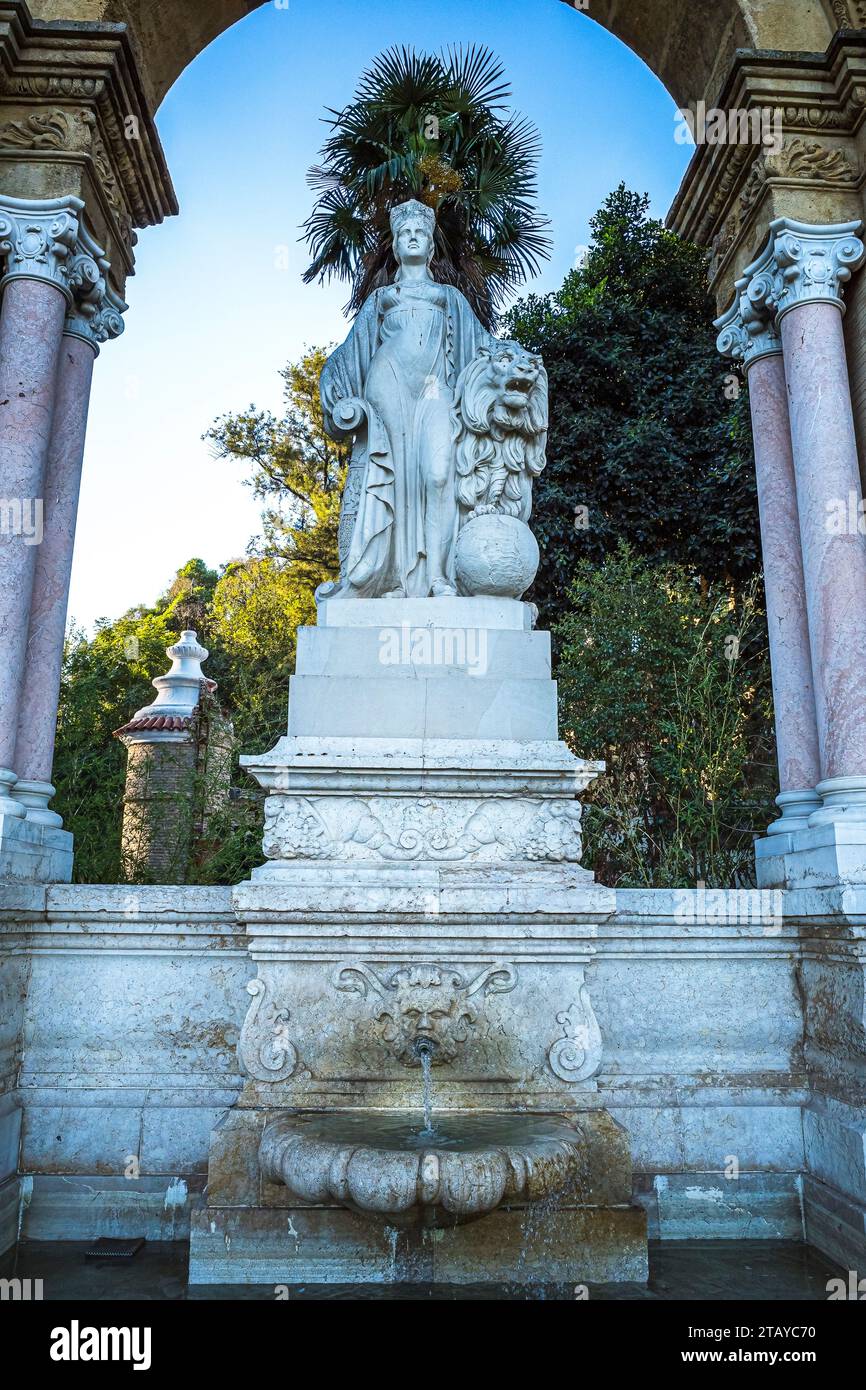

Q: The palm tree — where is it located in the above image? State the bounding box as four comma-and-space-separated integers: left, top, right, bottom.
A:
301, 45, 551, 330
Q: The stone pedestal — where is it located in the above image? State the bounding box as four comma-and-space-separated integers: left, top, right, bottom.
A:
0, 811, 72, 883
244, 597, 600, 876
188, 596, 647, 1284
757, 818, 866, 890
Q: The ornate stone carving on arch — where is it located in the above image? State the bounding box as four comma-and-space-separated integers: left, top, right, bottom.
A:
7, 0, 860, 309
0, 1, 177, 289
828, 0, 866, 31
24, 0, 838, 115
669, 32, 866, 308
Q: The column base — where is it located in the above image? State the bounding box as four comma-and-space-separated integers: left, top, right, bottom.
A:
766, 788, 822, 835
757, 819, 866, 890
0, 810, 72, 883
756, 779, 866, 888
808, 775, 866, 827
11, 778, 63, 827
0, 768, 24, 818
755, 789, 822, 887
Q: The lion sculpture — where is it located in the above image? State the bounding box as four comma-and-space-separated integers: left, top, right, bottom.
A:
453, 342, 549, 524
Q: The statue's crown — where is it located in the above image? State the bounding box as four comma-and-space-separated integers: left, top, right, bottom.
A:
389, 198, 435, 239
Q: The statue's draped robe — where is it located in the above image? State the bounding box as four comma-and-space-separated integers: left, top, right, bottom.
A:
321, 283, 493, 597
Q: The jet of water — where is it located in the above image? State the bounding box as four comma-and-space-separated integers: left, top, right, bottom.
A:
412, 1036, 437, 1135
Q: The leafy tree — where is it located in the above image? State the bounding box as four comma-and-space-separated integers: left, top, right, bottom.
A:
158, 556, 220, 632
504, 186, 759, 623
205, 345, 347, 592
302, 45, 551, 328
557, 545, 775, 887
54, 343, 348, 884
208, 556, 314, 751
53, 551, 316, 884
53, 599, 199, 883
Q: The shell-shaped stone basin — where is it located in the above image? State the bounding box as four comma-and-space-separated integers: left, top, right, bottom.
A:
259, 1111, 586, 1226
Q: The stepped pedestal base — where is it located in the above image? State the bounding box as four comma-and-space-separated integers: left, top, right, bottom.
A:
756, 822, 866, 889
0, 810, 72, 883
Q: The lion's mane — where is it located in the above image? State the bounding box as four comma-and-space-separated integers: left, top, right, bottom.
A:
452, 345, 548, 520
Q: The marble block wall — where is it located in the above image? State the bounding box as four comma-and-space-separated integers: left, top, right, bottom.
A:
2, 882, 863, 1269
0, 891, 29, 1251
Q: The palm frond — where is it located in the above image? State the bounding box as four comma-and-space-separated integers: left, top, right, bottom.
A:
301, 43, 550, 327
443, 45, 509, 112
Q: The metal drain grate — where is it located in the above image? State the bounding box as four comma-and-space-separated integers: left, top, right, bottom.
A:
84, 1238, 146, 1261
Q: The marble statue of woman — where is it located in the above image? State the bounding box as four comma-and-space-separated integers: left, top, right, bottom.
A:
319, 199, 496, 599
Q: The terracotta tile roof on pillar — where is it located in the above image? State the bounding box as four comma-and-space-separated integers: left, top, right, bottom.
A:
111, 630, 215, 742
113, 712, 195, 736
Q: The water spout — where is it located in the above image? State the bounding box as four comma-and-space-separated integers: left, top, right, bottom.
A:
412, 1035, 437, 1134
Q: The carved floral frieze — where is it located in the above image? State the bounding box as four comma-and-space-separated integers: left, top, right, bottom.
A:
0, 6, 177, 279
831, 0, 866, 28
708, 137, 861, 280
0, 108, 87, 150
262, 794, 585, 864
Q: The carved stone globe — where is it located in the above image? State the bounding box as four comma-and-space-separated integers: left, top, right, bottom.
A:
455, 512, 540, 599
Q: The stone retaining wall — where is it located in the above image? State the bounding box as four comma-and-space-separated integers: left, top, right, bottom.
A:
1, 882, 863, 1269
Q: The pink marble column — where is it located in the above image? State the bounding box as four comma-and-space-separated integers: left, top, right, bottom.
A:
12, 333, 96, 824
0, 276, 68, 815
716, 261, 822, 840
747, 350, 821, 829
781, 297, 866, 795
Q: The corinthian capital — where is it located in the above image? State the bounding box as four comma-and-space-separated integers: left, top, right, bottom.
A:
769, 218, 865, 319
63, 222, 126, 351
0, 195, 126, 344
0, 193, 84, 298
714, 243, 782, 370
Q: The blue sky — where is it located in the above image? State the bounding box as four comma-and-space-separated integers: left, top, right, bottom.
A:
68, 0, 691, 630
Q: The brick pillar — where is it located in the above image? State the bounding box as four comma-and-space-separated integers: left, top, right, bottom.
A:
114, 631, 231, 884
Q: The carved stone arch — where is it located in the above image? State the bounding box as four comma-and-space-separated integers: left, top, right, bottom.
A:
24, 0, 841, 113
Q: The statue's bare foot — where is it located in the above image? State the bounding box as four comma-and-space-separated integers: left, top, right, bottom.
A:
430, 579, 457, 597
